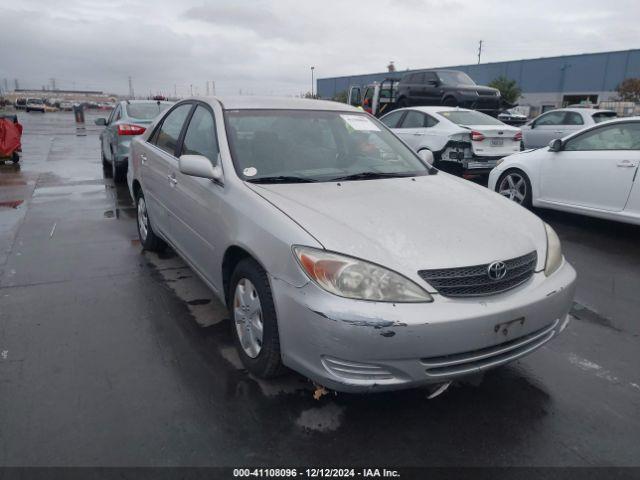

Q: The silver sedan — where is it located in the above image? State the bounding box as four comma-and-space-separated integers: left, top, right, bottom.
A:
128, 96, 576, 393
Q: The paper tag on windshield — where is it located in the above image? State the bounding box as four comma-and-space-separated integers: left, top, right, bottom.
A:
340, 114, 380, 131
243, 167, 257, 177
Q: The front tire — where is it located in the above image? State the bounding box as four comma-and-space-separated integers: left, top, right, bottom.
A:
229, 258, 284, 378
496, 169, 532, 208
136, 190, 166, 252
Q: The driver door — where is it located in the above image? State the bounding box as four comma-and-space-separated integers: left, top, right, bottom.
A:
539, 122, 640, 211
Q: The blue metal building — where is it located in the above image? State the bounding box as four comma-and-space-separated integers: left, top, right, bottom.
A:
317, 49, 640, 113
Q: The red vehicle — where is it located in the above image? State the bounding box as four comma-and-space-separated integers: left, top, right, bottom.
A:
0, 114, 23, 164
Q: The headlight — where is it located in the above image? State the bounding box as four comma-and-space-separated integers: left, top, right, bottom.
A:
293, 246, 433, 303
544, 223, 563, 276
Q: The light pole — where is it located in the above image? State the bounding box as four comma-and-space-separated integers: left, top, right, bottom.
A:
311, 66, 315, 98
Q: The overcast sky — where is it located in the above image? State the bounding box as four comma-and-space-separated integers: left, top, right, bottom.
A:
1, 0, 638, 97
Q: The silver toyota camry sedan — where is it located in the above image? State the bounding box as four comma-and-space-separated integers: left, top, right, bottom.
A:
127, 96, 576, 393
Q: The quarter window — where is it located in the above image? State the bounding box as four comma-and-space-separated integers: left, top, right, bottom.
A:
153, 104, 192, 155
380, 110, 405, 128
564, 123, 640, 151
181, 106, 219, 163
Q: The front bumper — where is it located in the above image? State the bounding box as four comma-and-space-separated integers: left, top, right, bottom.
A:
272, 260, 576, 393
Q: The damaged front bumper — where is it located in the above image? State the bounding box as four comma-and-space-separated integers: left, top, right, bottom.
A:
271, 260, 576, 393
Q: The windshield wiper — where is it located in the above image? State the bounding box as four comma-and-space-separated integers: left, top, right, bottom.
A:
246, 175, 318, 184
329, 171, 417, 182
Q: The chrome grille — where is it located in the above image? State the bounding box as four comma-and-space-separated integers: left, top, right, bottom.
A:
418, 251, 537, 297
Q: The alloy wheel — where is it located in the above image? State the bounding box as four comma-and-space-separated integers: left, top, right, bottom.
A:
137, 197, 148, 243
498, 172, 527, 204
233, 278, 264, 358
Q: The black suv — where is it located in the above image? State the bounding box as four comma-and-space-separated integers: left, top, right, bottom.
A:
396, 69, 501, 116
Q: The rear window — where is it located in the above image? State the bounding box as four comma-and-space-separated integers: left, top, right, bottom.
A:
438, 110, 504, 126
592, 112, 618, 123
126, 103, 172, 120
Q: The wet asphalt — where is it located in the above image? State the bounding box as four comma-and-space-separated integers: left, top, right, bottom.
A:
0, 112, 639, 467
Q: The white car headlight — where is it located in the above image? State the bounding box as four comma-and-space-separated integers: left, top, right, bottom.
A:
293, 246, 433, 303
544, 223, 563, 276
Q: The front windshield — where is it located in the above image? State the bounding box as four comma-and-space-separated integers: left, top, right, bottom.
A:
439, 110, 505, 126
437, 71, 476, 86
126, 102, 171, 120
225, 110, 430, 183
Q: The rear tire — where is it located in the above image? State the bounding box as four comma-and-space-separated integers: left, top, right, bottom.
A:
443, 96, 458, 107
135, 190, 166, 252
11, 152, 20, 164
496, 169, 532, 208
229, 258, 284, 378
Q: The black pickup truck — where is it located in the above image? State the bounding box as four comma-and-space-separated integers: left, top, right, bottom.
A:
395, 69, 501, 116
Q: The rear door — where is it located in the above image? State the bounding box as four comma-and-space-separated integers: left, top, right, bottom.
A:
539, 122, 640, 211
393, 110, 433, 149
104, 104, 121, 161
523, 111, 567, 148
169, 103, 224, 288
141, 103, 194, 241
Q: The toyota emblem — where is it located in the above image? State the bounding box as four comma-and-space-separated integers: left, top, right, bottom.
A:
487, 261, 507, 281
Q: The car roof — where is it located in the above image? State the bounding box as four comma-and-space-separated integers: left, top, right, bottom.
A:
389, 106, 476, 115
549, 107, 616, 114
188, 96, 359, 112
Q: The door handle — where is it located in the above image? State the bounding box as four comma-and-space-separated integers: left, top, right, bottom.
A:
412, 132, 425, 136
167, 173, 178, 185
554, 131, 563, 134
616, 160, 637, 168
140, 153, 147, 164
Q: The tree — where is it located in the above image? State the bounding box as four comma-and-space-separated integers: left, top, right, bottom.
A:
488, 76, 522, 105
616, 78, 640, 102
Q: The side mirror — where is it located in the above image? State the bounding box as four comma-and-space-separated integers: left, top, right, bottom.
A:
418, 149, 435, 166
548, 139, 563, 152
94, 118, 107, 126
179, 154, 223, 181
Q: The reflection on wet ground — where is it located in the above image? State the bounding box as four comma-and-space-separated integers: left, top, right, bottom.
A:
1, 112, 639, 467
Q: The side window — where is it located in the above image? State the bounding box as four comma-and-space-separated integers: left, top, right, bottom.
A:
424, 72, 438, 84
424, 114, 439, 128
114, 106, 122, 122
401, 110, 427, 129
563, 112, 584, 126
413, 73, 425, 84
180, 106, 219, 163
380, 110, 405, 128
534, 111, 565, 127
153, 104, 193, 155
564, 123, 640, 151
107, 105, 118, 124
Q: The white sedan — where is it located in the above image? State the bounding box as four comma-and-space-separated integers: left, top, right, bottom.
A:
380, 106, 521, 176
489, 117, 640, 225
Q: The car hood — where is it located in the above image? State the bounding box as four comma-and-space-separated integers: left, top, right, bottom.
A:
248, 174, 547, 285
